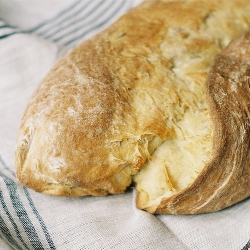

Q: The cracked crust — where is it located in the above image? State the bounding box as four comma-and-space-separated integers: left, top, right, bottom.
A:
15, 0, 250, 213
152, 31, 250, 214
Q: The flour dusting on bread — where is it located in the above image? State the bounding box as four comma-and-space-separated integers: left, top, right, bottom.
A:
15, 0, 250, 214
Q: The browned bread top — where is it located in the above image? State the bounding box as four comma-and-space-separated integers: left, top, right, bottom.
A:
15, 0, 250, 214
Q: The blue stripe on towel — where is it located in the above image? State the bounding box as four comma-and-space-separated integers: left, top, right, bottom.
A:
44, 0, 105, 41
242, 240, 250, 250
0, 0, 135, 48
33, 0, 87, 36
0, 19, 19, 40
24, 187, 56, 250
4, 178, 45, 249
0, 185, 28, 249
0, 218, 21, 249
28, 0, 134, 47
0, 1, 135, 46
0, 32, 19, 39
53, 0, 116, 44
0, 157, 56, 249
64, 0, 127, 46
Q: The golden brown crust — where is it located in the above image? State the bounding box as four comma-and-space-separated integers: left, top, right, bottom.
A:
15, 0, 250, 213
153, 31, 250, 214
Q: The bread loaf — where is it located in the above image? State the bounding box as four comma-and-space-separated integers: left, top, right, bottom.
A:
15, 0, 250, 214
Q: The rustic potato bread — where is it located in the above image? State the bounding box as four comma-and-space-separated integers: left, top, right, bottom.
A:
15, 0, 250, 214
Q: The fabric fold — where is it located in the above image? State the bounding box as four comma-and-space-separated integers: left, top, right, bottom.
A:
1, 1, 250, 249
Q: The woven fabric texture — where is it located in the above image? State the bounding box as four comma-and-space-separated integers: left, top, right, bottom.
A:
0, 1, 250, 249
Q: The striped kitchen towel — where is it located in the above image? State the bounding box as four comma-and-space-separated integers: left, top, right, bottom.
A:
1, 1, 250, 249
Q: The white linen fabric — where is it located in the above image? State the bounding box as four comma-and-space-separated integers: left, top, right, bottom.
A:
0, 1, 250, 249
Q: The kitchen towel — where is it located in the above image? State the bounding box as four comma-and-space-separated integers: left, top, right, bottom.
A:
1, 1, 250, 249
